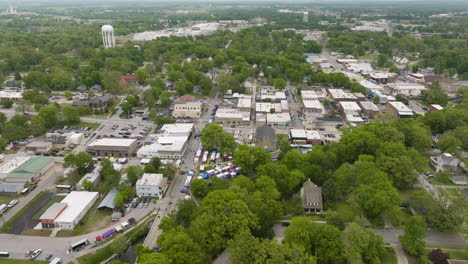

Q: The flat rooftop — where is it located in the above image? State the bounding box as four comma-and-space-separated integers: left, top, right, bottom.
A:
303, 100, 322, 109
40, 203, 67, 221
88, 138, 136, 147
54, 191, 99, 223
136, 173, 164, 187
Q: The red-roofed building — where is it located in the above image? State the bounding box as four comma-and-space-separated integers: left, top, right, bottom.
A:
120, 75, 139, 86
179, 94, 197, 102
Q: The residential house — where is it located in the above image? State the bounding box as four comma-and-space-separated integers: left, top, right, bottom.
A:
300, 179, 323, 214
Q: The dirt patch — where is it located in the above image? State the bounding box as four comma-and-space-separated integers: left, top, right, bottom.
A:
9, 192, 53, 234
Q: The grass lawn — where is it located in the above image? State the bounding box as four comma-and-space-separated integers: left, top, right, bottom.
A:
56, 197, 112, 237
0, 194, 18, 205
381, 247, 397, 264
328, 201, 356, 222
407, 255, 418, 264
0, 260, 47, 264
77, 121, 100, 131
77, 246, 114, 264
32, 195, 65, 220
0, 192, 46, 233
444, 249, 468, 260
358, 54, 378, 61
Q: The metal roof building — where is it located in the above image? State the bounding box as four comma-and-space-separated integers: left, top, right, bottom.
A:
0, 182, 25, 194
97, 188, 118, 210
5, 157, 54, 183
54, 191, 99, 229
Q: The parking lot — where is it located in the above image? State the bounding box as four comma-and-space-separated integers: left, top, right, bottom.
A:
97, 123, 152, 140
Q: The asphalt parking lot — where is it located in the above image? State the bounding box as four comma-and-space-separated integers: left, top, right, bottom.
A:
10, 192, 53, 234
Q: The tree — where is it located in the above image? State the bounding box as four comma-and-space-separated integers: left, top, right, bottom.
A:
62, 106, 80, 125
16, 100, 33, 113
395, 94, 409, 105
437, 135, 461, 153
29, 116, 47, 136
274, 78, 286, 91
122, 102, 134, 116
344, 223, 385, 264
233, 145, 271, 175
399, 216, 427, 256
38, 105, 58, 128
175, 199, 198, 228
126, 165, 143, 185
2, 123, 28, 141
158, 228, 209, 264
257, 163, 305, 199
191, 179, 210, 199
136, 68, 148, 84
64, 91, 73, 99
326, 211, 346, 231
0, 100, 13, 109
189, 190, 258, 257
200, 124, 237, 154
102, 71, 122, 94
428, 249, 450, 264
64, 152, 93, 175
82, 179, 93, 191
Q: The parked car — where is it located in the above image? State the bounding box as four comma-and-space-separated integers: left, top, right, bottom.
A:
45, 254, 53, 260
25, 250, 33, 257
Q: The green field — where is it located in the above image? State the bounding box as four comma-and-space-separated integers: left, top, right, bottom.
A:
0, 259, 47, 264
77, 121, 100, 131
0, 195, 17, 205
381, 247, 397, 264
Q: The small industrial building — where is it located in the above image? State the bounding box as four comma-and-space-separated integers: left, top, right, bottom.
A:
237, 98, 252, 112
280, 100, 289, 113
255, 102, 282, 113
303, 100, 323, 113
137, 123, 193, 159
136, 173, 167, 198
87, 138, 138, 157
97, 188, 118, 210
76, 165, 101, 191
42, 191, 99, 229
387, 101, 414, 118
338, 101, 364, 123
0, 157, 54, 184
0, 90, 22, 101
301, 90, 320, 101
387, 82, 426, 97
266, 113, 291, 127
25, 141, 53, 154
289, 129, 322, 145
300, 179, 323, 214
215, 109, 251, 127
172, 102, 202, 118
0, 182, 25, 194
359, 101, 380, 118
327, 89, 358, 102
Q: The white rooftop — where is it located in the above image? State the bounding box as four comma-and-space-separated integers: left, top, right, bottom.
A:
303, 100, 323, 109
237, 98, 252, 108
54, 191, 99, 223
0, 91, 22, 99
0, 157, 30, 176
136, 173, 164, 187
290, 129, 307, 138
138, 135, 188, 154
387, 82, 426, 90
431, 104, 444, 110
215, 109, 250, 121
328, 89, 357, 100
267, 113, 291, 123
388, 101, 413, 114
256, 103, 282, 113
306, 130, 322, 140
88, 138, 136, 147
359, 101, 379, 111
301, 90, 319, 100
359, 80, 384, 90
160, 123, 194, 136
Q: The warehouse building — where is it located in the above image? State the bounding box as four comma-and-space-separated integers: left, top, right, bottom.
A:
303, 100, 323, 113
387, 101, 414, 118
327, 89, 358, 102
215, 109, 251, 127
87, 138, 138, 157
266, 113, 291, 127
137, 124, 193, 159
359, 101, 380, 118
387, 82, 426, 97
0, 157, 54, 184
0, 182, 25, 195
338, 101, 364, 123
42, 191, 99, 229
25, 141, 53, 154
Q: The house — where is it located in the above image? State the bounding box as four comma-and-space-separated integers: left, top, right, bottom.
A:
76, 165, 101, 191
89, 94, 114, 113
136, 173, 167, 198
119, 75, 139, 86
300, 179, 323, 214
431, 153, 460, 172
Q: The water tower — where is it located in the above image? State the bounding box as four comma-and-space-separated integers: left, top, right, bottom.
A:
303, 12, 309, 23
101, 25, 115, 49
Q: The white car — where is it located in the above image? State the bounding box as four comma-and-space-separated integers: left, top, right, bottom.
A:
7, 199, 18, 208
30, 249, 42, 260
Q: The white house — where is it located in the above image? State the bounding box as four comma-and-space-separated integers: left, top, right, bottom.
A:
136, 173, 167, 198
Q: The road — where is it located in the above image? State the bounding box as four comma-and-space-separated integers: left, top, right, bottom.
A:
321, 49, 345, 71
285, 84, 304, 129
142, 86, 221, 249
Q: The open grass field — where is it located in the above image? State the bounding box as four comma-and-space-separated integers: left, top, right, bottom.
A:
0, 259, 47, 264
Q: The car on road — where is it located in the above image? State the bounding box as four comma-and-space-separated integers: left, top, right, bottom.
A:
128, 218, 136, 225
30, 249, 42, 260
45, 254, 53, 260
125, 207, 131, 213
25, 250, 33, 257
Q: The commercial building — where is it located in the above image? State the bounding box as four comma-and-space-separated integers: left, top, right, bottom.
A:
259, 91, 286, 102
338, 101, 364, 123
289, 129, 322, 145
359, 101, 380, 118
303, 100, 323, 113
137, 124, 193, 159
215, 109, 251, 127
255, 103, 282, 113
0, 90, 22, 101
300, 179, 323, 214
387, 101, 414, 118
301, 90, 320, 101
172, 102, 202, 118
327, 89, 358, 102
42, 191, 99, 229
25, 141, 53, 153
0, 157, 54, 184
387, 82, 426, 97
280, 100, 289, 113
87, 138, 138, 157
76, 165, 101, 191
358, 80, 384, 92
136, 173, 167, 198
266, 113, 291, 127
237, 98, 252, 112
